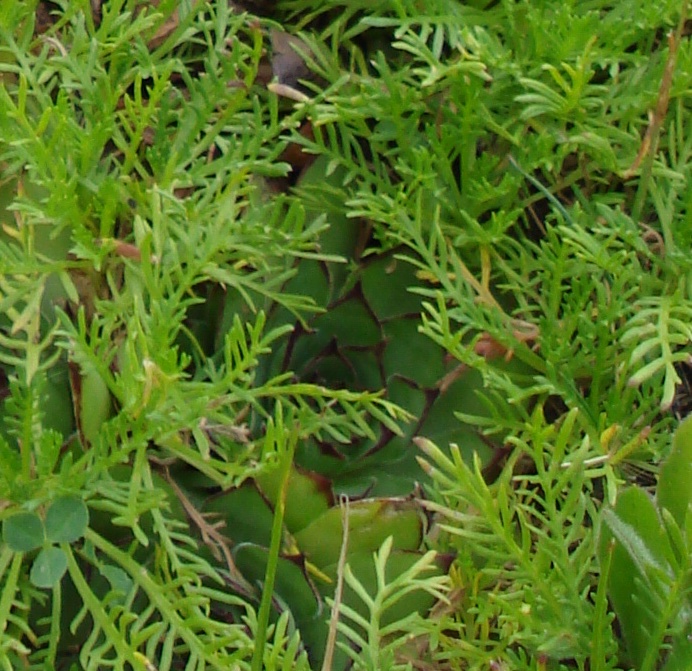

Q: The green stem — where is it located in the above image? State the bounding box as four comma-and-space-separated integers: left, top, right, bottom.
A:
64, 543, 139, 666
631, 0, 689, 224
47, 580, 62, 667
251, 424, 297, 671
590, 540, 613, 671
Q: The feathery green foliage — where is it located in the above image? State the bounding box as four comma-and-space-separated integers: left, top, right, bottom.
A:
1, 0, 691, 669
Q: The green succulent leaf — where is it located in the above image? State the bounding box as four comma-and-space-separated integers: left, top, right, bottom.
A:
294, 497, 425, 569
360, 255, 423, 320
234, 543, 322, 624
601, 488, 677, 669
204, 484, 276, 549
68, 359, 113, 449
658, 414, 692, 529
234, 542, 328, 667
257, 467, 334, 535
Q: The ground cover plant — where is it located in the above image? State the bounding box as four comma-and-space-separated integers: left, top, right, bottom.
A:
0, 0, 691, 670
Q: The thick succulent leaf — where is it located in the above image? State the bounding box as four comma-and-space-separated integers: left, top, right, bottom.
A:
68, 359, 113, 449
204, 483, 275, 548
382, 317, 447, 388
418, 373, 494, 464
339, 348, 384, 392
285, 325, 336, 374
287, 259, 332, 307
294, 437, 350, 479
335, 437, 430, 493
269, 247, 503, 495
256, 466, 334, 535
296, 159, 358, 260
658, 414, 692, 530
310, 295, 382, 349
386, 374, 427, 414
294, 497, 425, 569
600, 487, 676, 668
360, 254, 423, 320
294, 434, 427, 498
42, 359, 76, 437
233, 543, 323, 623
233, 543, 329, 664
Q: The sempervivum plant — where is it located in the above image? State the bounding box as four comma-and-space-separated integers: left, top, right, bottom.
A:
217, 157, 511, 497
187, 155, 533, 668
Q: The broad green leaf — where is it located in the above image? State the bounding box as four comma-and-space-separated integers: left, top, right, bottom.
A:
658, 414, 692, 529
311, 297, 382, 348
601, 487, 675, 668
204, 483, 275, 548
295, 156, 360, 305
30, 546, 68, 588
281, 259, 331, 308
418, 371, 493, 464
382, 318, 446, 388
340, 348, 383, 391
360, 253, 423, 320
307, 354, 358, 389
386, 377, 427, 427
45, 495, 89, 543
68, 360, 112, 449
233, 543, 322, 623
40, 358, 75, 438
284, 325, 334, 373
233, 542, 330, 669
294, 498, 424, 569
257, 467, 334, 535
3, 511, 45, 551
327, 435, 431, 498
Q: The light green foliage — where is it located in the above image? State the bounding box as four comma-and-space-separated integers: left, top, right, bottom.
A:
291, 0, 691, 443
416, 408, 621, 668
0, 2, 405, 669
276, 0, 690, 666
331, 537, 450, 671
1, 0, 691, 669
